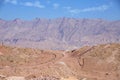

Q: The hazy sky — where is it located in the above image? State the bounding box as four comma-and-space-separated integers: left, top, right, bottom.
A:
0, 0, 120, 20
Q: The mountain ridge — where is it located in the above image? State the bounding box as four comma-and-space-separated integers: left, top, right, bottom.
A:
0, 18, 120, 50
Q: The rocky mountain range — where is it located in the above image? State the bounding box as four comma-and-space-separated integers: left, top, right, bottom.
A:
0, 18, 120, 50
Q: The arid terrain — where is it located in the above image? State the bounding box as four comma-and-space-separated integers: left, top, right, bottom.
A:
0, 43, 120, 80
0, 18, 120, 50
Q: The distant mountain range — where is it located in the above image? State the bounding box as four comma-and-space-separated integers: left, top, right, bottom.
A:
0, 18, 120, 50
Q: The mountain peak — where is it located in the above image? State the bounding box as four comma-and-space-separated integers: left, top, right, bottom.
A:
0, 18, 120, 50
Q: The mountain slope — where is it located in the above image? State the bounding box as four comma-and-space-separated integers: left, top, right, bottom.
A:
0, 18, 120, 49
0, 43, 120, 80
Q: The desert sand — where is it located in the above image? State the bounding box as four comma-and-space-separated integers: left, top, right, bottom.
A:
0, 43, 120, 80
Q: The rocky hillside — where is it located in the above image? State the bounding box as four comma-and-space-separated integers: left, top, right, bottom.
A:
0, 18, 120, 49
0, 43, 120, 80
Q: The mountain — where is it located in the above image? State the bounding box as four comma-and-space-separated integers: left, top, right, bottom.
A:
0, 43, 120, 80
0, 18, 120, 50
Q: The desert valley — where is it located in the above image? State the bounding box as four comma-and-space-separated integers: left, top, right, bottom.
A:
0, 18, 120, 80
0, 43, 120, 80
0, 0, 120, 79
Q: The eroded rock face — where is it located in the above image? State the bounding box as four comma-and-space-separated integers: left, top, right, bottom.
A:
0, 18, 120, 50
0, 43, 120, 80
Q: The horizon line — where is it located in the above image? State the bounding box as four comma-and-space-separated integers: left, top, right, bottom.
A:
0, 17, 120, 21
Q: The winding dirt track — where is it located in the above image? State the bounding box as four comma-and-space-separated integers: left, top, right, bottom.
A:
77, 47, 94, 67
14, 51, 64, 70
0, 44, 120, 80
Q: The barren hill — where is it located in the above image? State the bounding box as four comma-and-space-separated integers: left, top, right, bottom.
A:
0, 18, 120, 49
0, 43, 120, 80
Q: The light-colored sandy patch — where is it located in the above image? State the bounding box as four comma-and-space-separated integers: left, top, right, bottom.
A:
61, 77, 78, 80
0, 52, 3, 55
59, 61, 66, 66
6, 76, 25, 80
